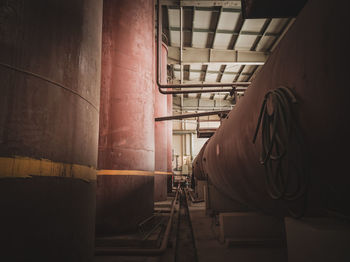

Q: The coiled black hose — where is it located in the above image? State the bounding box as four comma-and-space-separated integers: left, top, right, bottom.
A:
253, 86, 308, 217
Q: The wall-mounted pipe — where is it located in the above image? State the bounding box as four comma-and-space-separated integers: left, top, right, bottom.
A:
156, 0, 250, 94
159, 82, 251, 89
164, 87, 248, 95
155, 110, 230, 121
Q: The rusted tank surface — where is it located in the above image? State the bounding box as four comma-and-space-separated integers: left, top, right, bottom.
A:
0, 0, 102, 261
154, 42, 168, 201
196, 0, 350, 218
193, 140, 209, 181
96, 0, 155, 234
167, 94, 173, 193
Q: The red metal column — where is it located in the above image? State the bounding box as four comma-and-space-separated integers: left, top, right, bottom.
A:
96, 0, 155, 234
0, 0, 102, 260
154, 42, 168, 201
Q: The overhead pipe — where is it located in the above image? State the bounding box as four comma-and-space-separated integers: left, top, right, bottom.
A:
163, 88, 233, 95
156, 0, 250, 94
155, 110, 230, 121
95, 185, 180, 256
158, 82, 250, 88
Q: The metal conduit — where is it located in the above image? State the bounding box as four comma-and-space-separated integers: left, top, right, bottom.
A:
163, 87, 248, 94
156, 110, 230, 121
156, 0, 251, 95
95, 185, 180, 256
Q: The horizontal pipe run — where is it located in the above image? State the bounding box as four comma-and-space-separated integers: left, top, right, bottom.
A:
160, 82, 250, 88
173, 130, 197, 134
155, 110, 230, 121
160, 88, 232, 94
160, 87, 248, 95
173, 107, 233, 111
95, 185, 180, 256
156, 0, 249, 94
159, 0, 241, 7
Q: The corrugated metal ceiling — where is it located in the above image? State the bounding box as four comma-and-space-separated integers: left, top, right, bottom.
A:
161, 1, 295, 112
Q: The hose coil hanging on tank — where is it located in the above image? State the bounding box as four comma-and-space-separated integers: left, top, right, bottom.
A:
253, 86, 308, 217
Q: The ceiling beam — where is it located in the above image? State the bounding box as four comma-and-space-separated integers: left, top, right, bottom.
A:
229, 12, 244, 50
270, 18, 296, 52
169, 27, 279, 37
160, 1, 241, 7
251, 18, 272, 51
212, 7, 223, 48
191, 7, 195, 47
168, 47, 268, 65
174, 68, 252, 75
234, 65, 245, 81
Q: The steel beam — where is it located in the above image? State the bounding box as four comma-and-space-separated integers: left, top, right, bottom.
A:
169, 27, 279, 37
168, 47, 267, 65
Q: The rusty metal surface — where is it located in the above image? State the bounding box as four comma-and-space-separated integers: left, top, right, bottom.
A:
154, 174, 167, 201
0, 177, 96, 262
196, 0, 350, 217
96, 175, 154, 235
96, 0, 155, 234
193, 140, 208, 181
0, 0, 102, 261
98, 0, 154, 171
0, 0, 102, 167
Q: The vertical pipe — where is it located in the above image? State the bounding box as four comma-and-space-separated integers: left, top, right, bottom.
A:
190, 133, 193, 161
96, 0, 155, 234
180, 6, 183, 85
167, 94, 173, 192
180, 6, 184, 173
0, 0, 102, 261
154, 42, 169, 201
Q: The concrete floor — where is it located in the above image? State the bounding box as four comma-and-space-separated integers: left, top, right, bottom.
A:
188, 201, 287, 262
94, 195, 287, 262
94, 198, 177, 262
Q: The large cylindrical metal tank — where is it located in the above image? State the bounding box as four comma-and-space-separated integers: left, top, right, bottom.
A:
96, 0, 155, 234
154, 42, 168, 201
193, 140, 209, 181
195, 0, 350, 218
0, 0, 102, 261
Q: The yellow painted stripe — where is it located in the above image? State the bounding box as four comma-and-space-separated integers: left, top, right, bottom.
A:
0, 156, 96, 181
98, 170, 155, 176
154, 171, 173, 175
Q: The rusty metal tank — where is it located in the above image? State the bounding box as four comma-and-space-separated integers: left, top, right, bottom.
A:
193, 140, 209, 181
195, 0, 350, 218
154, 42, 168, 201
0, 0, 102, 260
96, 0, 155, 234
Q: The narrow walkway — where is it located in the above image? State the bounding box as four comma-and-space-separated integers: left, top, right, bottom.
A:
175, 190, 198, 262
